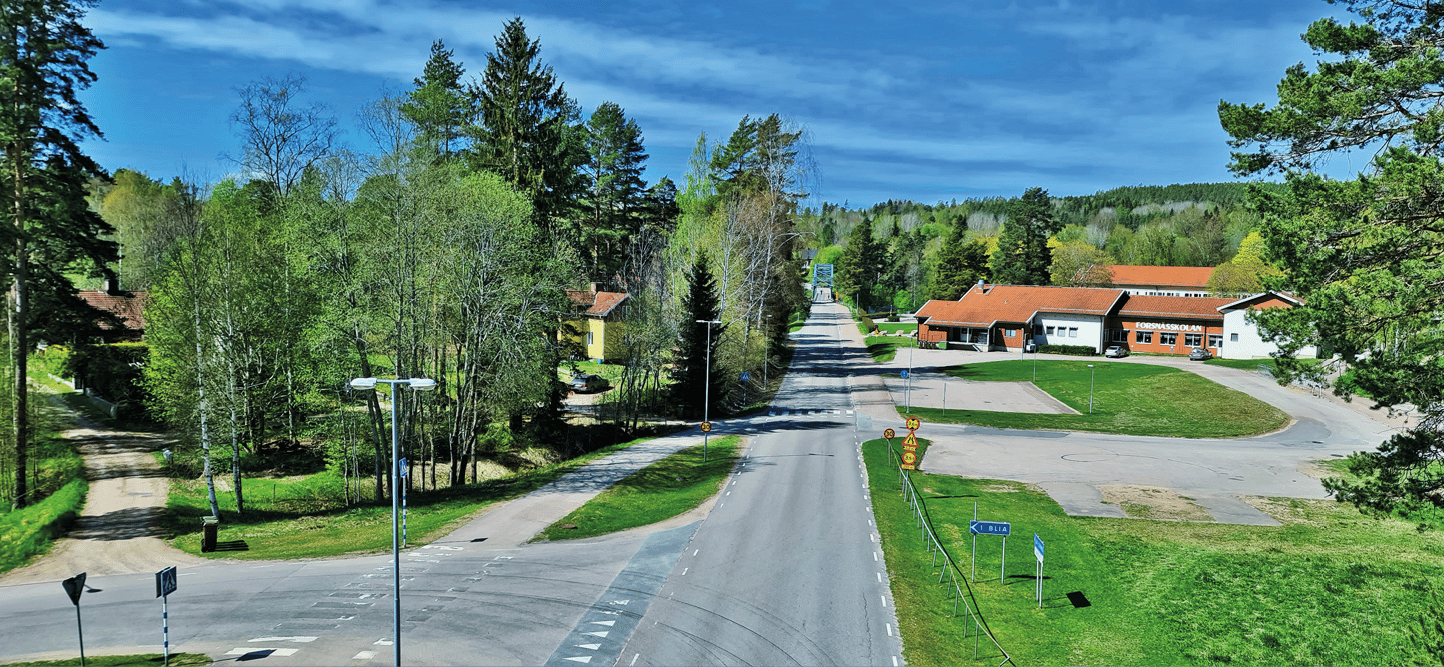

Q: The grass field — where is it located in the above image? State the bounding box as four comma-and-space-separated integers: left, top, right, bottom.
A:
534, 436, 741, 541
164, 437, 659, 560
3, 654, 211, 666
865, 336, 914, 363
904, 360, 1287, 437
875, 322, 915, 334
862, 437, 1444, 666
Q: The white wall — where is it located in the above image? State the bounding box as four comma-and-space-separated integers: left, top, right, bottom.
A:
1032, 314, 1106, 353
1221, 309, 1317, 359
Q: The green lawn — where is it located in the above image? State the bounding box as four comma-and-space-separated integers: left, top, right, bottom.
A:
164, 437, 659, 560
865, 336, 914, 363
3, 654, 211, 666
876, 322, 915, 334
904, 360, 1287, 438
863, 437, 1444, 666
534, 436, 741, 541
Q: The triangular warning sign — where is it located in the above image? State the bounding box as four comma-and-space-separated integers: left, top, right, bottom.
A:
903, 431, 918, 447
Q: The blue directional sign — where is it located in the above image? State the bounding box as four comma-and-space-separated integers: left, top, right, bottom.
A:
398, 458, 409, 478
740, 371, 750, 381
970, 520, 1010, 536
900, 370, 909, 379
1034, 534, 1045, 563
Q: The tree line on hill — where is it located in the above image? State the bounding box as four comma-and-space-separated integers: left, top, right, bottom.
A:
0, 9, 808, 513
804, 180, 1287, 314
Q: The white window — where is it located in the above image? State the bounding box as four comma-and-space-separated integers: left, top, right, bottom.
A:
1160, 332, 1177, 345
1209, 334, 1223, 348
1046, 326, 1055, 335
1068, 327, 1078, 338
1184, 333, 1202, 347
587, 331, 594, 345
1230, 333, 1239, 342
1005, 329, 1016, 337
1136, 331, 1152, 344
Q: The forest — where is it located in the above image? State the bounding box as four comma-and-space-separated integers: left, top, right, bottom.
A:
801, 181, 1288, 314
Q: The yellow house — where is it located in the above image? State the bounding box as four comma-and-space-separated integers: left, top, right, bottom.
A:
565, 288, 629, 362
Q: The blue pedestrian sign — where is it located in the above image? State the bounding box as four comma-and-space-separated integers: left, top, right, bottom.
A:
900, 370, 909, 379
398, 458, 408, 478
970, 520, 1010, 536
1034, 534, 1044, 563
741, 371, 750, 381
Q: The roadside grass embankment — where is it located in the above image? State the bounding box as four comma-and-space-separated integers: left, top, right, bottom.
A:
904, 360, 1287, 438
862, 437, 1444, 666
163, 435, 662, 560
865, 336, 914, 363
534, 435, 741, 541
0, 375, 89, 576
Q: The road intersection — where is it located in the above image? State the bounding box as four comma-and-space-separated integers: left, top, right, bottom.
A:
0, 296, 1400, 665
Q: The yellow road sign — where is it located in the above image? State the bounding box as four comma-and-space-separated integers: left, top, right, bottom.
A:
903, 431, 918, 448
701, 421, 712, 432
883, 428, 895, 440
905, 416, 921, 431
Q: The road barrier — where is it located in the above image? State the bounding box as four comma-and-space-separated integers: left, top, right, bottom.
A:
886, 442, 1015, 666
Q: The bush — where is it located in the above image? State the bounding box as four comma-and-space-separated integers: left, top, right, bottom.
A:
1038, 344, 1097, 356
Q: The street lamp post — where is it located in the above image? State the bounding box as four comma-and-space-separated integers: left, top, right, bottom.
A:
348, 376, 436, 667
906, 342, 914, 413
1086, 364, 1095, 414
697, 319, 721, 461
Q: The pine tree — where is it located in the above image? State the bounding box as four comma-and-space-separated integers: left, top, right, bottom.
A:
835, 218, 885, 312
401, 39, 470, 158
0, 0, 118, 508
930, 221, 989, 300
990, 187, 1057, 285
581, 101, 648, 284
671, 254, 724, 420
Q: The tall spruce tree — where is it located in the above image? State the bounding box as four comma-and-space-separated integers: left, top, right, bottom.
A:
671, 254, 724, 419
1, 0, 117, 509
466, 17, 586, 238
930, 221, 989, 300
990, 187, 1057, 285
835, 217, 885, 312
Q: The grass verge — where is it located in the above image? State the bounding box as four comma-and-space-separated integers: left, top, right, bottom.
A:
863, 437, 1444, 666
2, 654, 210, 666
865, 336, 912, 363
906, 360, 1287, 437
876, 322, 915, 334
0, 381, 90, 576
534, 436, 741, 541
163, 437, 659, 560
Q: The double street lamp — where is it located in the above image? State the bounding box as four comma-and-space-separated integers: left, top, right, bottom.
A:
348, 376, 436, 667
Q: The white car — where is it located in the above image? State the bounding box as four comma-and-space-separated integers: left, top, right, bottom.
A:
1104, 346, 1128, 358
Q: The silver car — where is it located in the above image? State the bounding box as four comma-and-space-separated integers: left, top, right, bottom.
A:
1104, 346, 1128, 358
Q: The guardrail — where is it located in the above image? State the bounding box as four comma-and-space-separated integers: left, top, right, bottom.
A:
884, 442, 1015, 666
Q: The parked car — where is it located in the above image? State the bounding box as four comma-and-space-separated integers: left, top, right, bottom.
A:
1104, 345, 1128, 358
570, 372, 610, 393
1188, 347, 1213, 361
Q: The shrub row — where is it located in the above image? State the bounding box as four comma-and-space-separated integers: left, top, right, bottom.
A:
1037, 344, 1098, 356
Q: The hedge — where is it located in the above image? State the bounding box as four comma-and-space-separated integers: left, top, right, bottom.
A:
1037, 344, 1098, 356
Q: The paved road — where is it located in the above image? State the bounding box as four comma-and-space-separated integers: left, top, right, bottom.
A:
619, 303, 903, 666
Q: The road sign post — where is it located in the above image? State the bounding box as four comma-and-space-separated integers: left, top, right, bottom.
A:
1034, 534, 1045, 607
969, 519, 1011, 583
62, 573, 86, 667
156, 567, 177, 666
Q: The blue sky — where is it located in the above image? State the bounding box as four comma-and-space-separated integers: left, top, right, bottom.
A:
78, 0, 1357, 208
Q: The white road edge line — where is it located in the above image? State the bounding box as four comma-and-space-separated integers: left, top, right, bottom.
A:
882, 595, 888, 607
887, 623, 893, 637
631, 654, 640, 666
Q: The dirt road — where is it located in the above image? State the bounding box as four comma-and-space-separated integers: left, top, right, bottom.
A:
0, 412, 204, 586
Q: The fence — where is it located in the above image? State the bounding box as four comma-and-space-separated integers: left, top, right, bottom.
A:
884, 442, 1015, 666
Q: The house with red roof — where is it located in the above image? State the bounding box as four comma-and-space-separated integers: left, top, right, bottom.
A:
76, 279, 147, 343
916, 282, 1311, 358
565, 286, 630, 362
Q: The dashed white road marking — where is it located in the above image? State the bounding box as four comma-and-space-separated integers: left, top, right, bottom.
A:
693, 549, 699, 556
564, 657, 592, 663
682, 568, 688, 575
249, 636, 317, 643
352, 650, 378, 660
591, 620, 616, 626
584, 630, 610, 638
887, 623, 893, 637
893, 656, 899, 666
882, 595, 888, 607
873, 552, 878, 562
374, 639, 393, 646
876, 572, 881, 582
575, 643, 601, 650
631, 653, 640, 666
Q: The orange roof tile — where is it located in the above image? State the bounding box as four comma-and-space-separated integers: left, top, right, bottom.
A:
77, 289, 147, 331
1106, 265, 1215, 289
916, 284, 1125, 328
1115, 294, 1231, 321
564, 289, 628, 317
